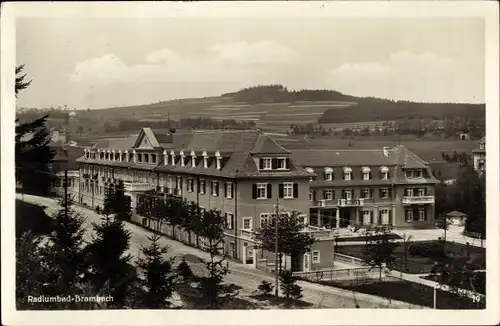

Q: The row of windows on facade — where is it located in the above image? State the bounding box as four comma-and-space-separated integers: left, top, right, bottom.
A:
307, 167, 425, 181
84, 149, 225, 170
309, 186, 430, 201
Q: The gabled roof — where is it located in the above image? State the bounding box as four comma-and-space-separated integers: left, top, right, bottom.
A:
447, 210, 467, 217
133, 127, 161, 148
250, 132, 290, 154
290, 149, 397, 167
92, 136, 136, 150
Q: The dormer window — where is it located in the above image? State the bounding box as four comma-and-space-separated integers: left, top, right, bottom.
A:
191, 150, 196, 167
260, 158, 272, 170
215, 151, 221, 170
480, 142, 485, 150
277, 158, 288, 170
180, 151, 185, 167
343, 167, 352, 180
362, 167, 371, 180
380, 166, 389, 179
202, 151, 208, 168
163, 150, 168, 165
144, 153, 149, 163
324, 167, 333, 181
414, 170, 422, 178
170, 151, 175, 165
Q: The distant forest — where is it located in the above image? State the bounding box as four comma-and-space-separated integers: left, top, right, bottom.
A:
224, 85, 485, 127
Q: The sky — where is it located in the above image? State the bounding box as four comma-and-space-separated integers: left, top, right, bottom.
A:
16, 16, 485, 109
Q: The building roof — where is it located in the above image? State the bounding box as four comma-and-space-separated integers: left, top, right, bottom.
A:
447, 210, 467, 217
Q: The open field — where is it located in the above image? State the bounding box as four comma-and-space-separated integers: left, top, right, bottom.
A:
336, 241, 486, 274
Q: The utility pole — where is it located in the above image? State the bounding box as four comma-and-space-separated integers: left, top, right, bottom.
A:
275, 197, 280, 298
64, 169, 68, 220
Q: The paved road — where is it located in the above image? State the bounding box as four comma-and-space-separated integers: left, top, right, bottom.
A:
17, 194, 424, 309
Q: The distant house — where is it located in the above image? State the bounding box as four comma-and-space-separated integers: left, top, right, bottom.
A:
472, 136, 485, 173
459, 132, 471, 140
50, 127, 67, 144
446, 210, 467, 226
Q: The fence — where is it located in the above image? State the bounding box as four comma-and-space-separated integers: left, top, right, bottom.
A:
293, 266, 387, 283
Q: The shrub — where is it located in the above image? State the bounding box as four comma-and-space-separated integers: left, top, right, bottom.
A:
176, 258, 193, 280
256, 280, 274, 296
280, 270, 303, 301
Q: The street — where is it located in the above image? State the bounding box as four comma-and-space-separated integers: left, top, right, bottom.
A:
16, 194, 425, 309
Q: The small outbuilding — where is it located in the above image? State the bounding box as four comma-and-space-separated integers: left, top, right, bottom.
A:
446, 210, 467, 226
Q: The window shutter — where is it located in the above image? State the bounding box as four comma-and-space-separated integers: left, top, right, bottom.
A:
197, 179, 200, 193
323, 190, 327, 199
272, 158, 278, 170
231, 183, 234, 198
224, 213, 228, 228
267, 184, 272, 199
369, 189, 373, 198
293, 183, 299, 198
324, 172, 327, 180
389, 210, 393, 224
370, 211, 374, 224
279, 184, 284, 198
231, 214, 235, 229
210, 181, 213, 195
379, 171, 382, 179
259, 159, 264, 170
313, 190, 317, 201
224, 183, 228, 198
413, 208, 418, 221
252, 184, 257, 199
379, 188, 383, 198
285, 159, 289, 169
424, 187, 428, 195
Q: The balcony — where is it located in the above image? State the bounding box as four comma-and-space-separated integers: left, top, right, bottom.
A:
337, 198, 364, 207
240, 229, 254, 238
123, 181, 154, 192
82, 173, 90, 178
402, 196, 435, 205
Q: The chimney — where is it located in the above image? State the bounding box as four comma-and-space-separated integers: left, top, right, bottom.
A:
383, 147, 389, 157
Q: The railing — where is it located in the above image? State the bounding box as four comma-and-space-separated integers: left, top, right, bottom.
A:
123, 181, 154, 192
240, 229, 254, 238
82, 173, 90, 178
402, 196, 434, 204
293, 266, 384, 282
337, 198, 364, 207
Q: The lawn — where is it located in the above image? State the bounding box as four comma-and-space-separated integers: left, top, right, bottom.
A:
422, 271, 486, 295
320, 277, 485, 309
336, 241, 486, 274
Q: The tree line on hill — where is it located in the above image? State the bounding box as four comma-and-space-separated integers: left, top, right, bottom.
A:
103, 117, 257, 133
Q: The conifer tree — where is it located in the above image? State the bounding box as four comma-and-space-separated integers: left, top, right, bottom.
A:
15, 64, 32, 96
113, 180, 132, 221
84, 214, 134, 308
135, 233, 175, 308
102, 184, 116, 216
43, 186, 86, 296
197, 209, 236, 309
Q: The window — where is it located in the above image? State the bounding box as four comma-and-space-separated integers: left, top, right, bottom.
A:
362, 167, 371, 180
480, 143, 485, 150
324, 167, 333, 181
363, 210, 371, 225
414, 170, 422, 178
417, 188, 425, 197
225, 182, 233, 199
418, 208, 426, 221
343, 189, 352, 200
243, 217, 252, 230
406, 170, 413, 178
361, 188, 371, 199
192, 156, 196, 167
261, 158, 272, 170
312, 251, 320, 264
144, 154, 149, 163
324, 189, 333, 200
187, 178, 194, 192
256, 183, 268, 199
344, 171, 352, 180
309, 191, 313, 201
405, 188, 414, 197
381, 171, 389, 179
211, 181, 219, 197
277, 158, 287, 170
225, 213, 234, 229
405, 209, 413, 222
199, 179, 206, 194
380, 188, 389, 199
283, 183, 294, 199
260, 213, 269, 227
151, 154, 157, 164
229, 242, 236, 258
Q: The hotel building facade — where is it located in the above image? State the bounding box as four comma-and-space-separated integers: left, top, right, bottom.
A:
69, 128, 439, 271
